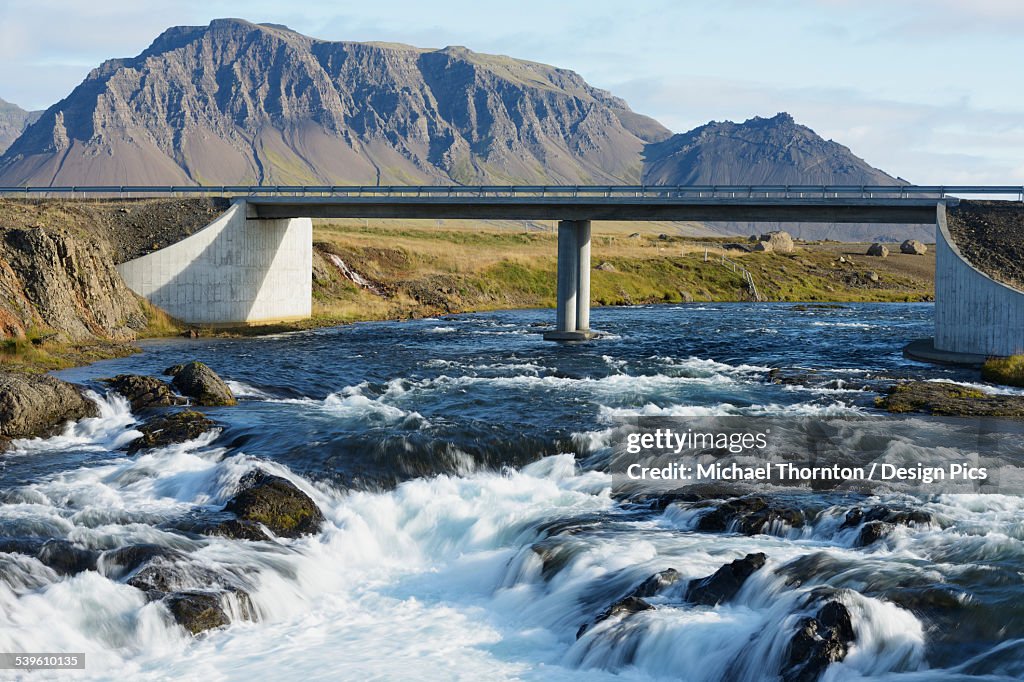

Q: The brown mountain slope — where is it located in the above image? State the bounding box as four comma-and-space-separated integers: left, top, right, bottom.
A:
0, 19, 668, 186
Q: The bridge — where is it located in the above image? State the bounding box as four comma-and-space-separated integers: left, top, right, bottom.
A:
3, 185, 1023, 355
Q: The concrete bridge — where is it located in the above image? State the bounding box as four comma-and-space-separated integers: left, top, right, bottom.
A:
3, 184, 1022, 355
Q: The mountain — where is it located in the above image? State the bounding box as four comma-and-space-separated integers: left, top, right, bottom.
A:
642, 113, 899, 186
642, 113, 926, 240
0, 98, 41, 155
0, 19, 669, 186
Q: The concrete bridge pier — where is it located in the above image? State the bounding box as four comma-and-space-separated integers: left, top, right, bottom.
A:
545, 220, 599, 341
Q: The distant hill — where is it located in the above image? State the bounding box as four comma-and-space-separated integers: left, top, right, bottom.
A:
0, 98, 41, 155
642, 113, 899, 186
0, 18, 668, 186
642, 113, 928, 241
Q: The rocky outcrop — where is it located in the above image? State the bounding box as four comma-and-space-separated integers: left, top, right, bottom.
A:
0, 372, 98, 440
753, 230, 795, 254
866, 243, 889, 258
126, 410, 219, 454
0, 538, 98, 576
103, 374, 184, 411
841, 505, 933, 547
218, 469, 324, 539
0, 222, 146, 341
164, 362, 236, 406
876, 381, 1024, 418
687, 553, 767, 606
900, 239, 927, 255
782, 601, 855, 682
630, 568, 683, 599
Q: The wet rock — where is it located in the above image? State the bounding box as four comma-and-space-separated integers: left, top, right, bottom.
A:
841, 505, 932, 546
164, 361, 236, 406
0, 538, 98, 576
203, 518, 273, 542
876, 381, 1024, 418
686, 552, 767, 606
782, 601, 855, 682
0, 372, 98, 440
99, 544, 187, 579
866, 243, 889, 257
220, 469, 324, 539
102, 374, 184, 411
164, 591, 230, 634
37, 540, 98, 576
577, 596, 654, 639
856, 521, 893, 546
900, 239, 927, 255
695, 496, 806, 535
630, 568, 683, 598
127, 410, 219, 454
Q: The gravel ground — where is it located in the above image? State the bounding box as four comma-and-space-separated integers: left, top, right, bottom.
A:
948, 200, 1024, 291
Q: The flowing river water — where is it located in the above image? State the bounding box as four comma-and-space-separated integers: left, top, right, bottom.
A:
2, 303, 1023, 681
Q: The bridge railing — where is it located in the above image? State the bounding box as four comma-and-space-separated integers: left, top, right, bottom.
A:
0, 184, 1022, 200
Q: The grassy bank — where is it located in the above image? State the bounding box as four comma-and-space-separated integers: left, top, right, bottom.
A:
301, 220, 935, 325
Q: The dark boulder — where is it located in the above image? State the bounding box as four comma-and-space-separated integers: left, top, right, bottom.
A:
856, 521, 894, 547
164, 591, 230, 634
220, 469, 324, 539
0, 538, 97, 576
98, 543, 186, 579
164, 361, 236, 406
696, 496, 806, 535
841, 505, 932, 547
630, 568, 683, 599
782, 601, 855, 682
687, 553, 767, 606
0, 372, 98, 440
37, 539, 98, 576
102, 374, 184, 411
127, 410, 219, 454
577, 596, 654, 639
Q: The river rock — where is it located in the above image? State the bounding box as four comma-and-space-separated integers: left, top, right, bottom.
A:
164, 591, 230, 634
127, 410, 219, 454
99, 543, 187, 579
687, 552, 767, 606
102, 374, 184, 411
164, 361, 236, 406
900, 239, 927, 255
220, 469, 324, 538
576, 595, 654, 639
695, 496, 806, 535
841, 505, 932, 546
753, 231, 795, 254
0, 538, 99, 576
866, 243, 889, 257
782, 601, 855, 682
0, 372, 98, 440
630, 568, 683, 599
876, 381, 1024, 418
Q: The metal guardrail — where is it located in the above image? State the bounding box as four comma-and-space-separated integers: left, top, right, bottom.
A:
0, 184, 1022, 200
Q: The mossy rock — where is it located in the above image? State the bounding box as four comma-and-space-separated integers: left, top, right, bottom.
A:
222, 469, 324, 538
164, 591, 229, 635
876, 381, 1024, 418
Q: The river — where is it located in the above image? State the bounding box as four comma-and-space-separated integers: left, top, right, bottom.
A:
2, 303, 1023, 680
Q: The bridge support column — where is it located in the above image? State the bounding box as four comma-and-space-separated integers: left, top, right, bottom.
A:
545, 220, 599, 341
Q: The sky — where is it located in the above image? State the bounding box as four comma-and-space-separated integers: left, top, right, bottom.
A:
0, 0, 1021, 184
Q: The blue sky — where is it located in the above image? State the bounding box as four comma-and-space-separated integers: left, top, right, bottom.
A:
1, 0, 1021, 183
